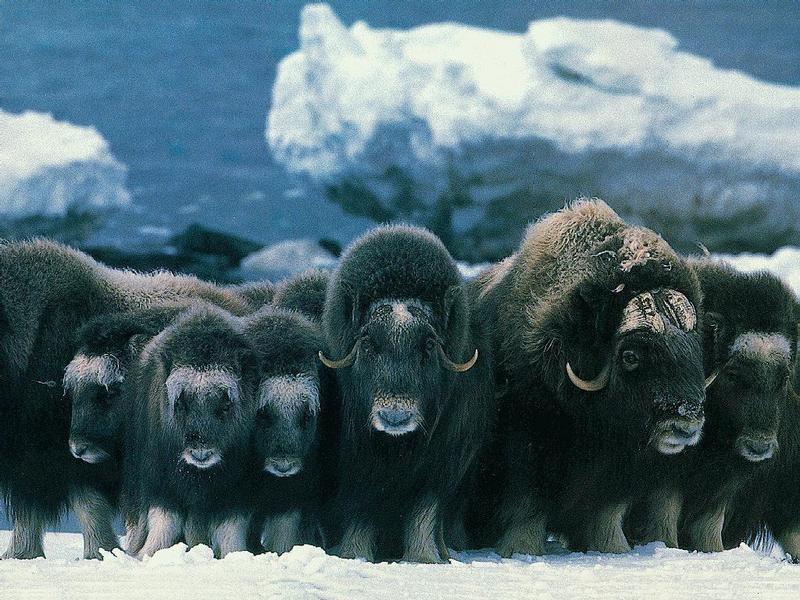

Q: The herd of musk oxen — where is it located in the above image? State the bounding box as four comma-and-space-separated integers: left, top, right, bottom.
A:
2, 198, 800, 563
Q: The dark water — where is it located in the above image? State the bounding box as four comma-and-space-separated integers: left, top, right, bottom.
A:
0, 1, 798, 532
1, 0, 798, 251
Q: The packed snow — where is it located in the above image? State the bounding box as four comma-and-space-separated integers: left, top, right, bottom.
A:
239, 238, 338, 281
1, 532, 798, 599
268, 4, 800, 257
0, 109, 129, 218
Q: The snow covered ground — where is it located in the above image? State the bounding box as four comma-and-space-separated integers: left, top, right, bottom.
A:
0, 532, 798, 599
0, 109, 129, 219
268, 4, 800, 258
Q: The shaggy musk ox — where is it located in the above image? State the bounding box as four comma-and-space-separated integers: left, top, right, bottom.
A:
321, 225, 493, 563
673, 262, 796, 551
119, 304, 261, 559
0, 240, 249, 560
226, 281, 276, 312
242, 306, 330, 554
272, 270, 330, 322
471, 199, 706, 556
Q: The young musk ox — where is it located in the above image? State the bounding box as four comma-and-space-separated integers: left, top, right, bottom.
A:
470, 199, 706, 556
628, 261, 797, 551
320, 225, 493, 563
242, 306, 330, 554
119, 304, 261, 559
272, 270, 330, 322
0, 240, 249, 559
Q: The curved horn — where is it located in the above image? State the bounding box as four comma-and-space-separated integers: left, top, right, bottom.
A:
438, 345, 478, 373
704, 369, 719, 389
318, 340, 360, 369
566, 361, 610, 392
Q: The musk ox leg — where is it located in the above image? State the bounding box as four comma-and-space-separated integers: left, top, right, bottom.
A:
339, 519, 377, 562
444, 505, 469, 552
69, 486, 119, 559
495, 494, 547, 558
211, 514, 249, 558
684, 503, 726, 553
638, 487, 681, 548
137, 506, 184, 559
436, 518, 450, 562
263, 510, 302, 555
776, 525, 800, 562
183, 512, 210, 549
123, 510, 149, 556
402, 498, 447, 564
1, 507, 45, 560
585, 502, 631, 554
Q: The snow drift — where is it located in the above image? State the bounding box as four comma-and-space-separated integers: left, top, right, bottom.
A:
0, 110, 130, 218
239, 238, 337, 281
1, 532, 799, 600
268, 4, 800, 261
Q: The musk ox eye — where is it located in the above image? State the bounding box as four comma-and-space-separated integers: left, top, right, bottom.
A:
621, 350, 640, 371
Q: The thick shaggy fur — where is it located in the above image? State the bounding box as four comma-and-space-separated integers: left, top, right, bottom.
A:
0, 240, 250, 559
227, 281, 275, 312
272, 270, 330, 322
121, 304, 260, 558
322, 225, 494, 563
469, 199, 705, 555
242, 306, 331, 554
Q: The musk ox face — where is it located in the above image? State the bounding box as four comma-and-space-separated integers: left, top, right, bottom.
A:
321, 299, 476, 437
254, 374, 320, 477
65, 353, 125, 464
566, 289, 706, 454
706, 323, 791, 462
165, 366, 247, 469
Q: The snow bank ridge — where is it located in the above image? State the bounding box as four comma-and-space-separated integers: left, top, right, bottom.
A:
0, 110, 130, 218
268, 4, 800, 257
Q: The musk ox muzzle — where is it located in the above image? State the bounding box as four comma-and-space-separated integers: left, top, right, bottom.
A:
68, 436, 112, 464
650, 417, 705, 455
181, 447, 223, 469
370, 393, 420, 435
265, 457, 303, 477
565, 289, 699, 392
735, 434, 779, 462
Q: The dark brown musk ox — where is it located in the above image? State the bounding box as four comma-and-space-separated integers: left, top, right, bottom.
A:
0, 240, 250, 560
272, 269, 330, 322
627, 261, 798, 551
320, 225, 493, 563
121, 303, 261, 558
468, 199, 706, 556
241, 306, 332, 554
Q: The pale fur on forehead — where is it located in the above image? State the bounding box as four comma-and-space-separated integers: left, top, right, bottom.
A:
368, 298, 433, 324
258, 374, 320, 415
64, 353, 125, 392
165, 366, 241, 405
731, 332, 791, 364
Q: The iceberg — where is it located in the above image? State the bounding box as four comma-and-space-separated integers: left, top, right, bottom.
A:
0, 110, 130, 218
268, 4, 800, 261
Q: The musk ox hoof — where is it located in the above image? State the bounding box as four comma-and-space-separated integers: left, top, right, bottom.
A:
1, 546, 45, 560
497, 533, 546, 558
402, 550, 448, 564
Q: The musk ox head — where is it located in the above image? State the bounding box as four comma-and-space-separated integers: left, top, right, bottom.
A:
153, 306, 259, 470
321, 225, 476, 439
695, 263, 797, 462
65, 306, 186, 464
244, 308, 325, 478
531, 224, 707, 455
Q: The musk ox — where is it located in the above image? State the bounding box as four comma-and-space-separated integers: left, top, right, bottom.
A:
470, 199, 706, 556
0, 240, 249, 559
242, 306, 330, 554
321, 225, 493, 563
272, 270, 330, 322
121, 304, 260, 558
678, 262, 796, 551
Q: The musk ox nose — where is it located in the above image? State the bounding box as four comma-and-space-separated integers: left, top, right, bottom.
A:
69, 440, 88, 459
652, 418, 704, 455
378, 408, 413, 427
190, 448, 213, 462
182, 447, 221, 469
265, 458, 302, 478
671, 422, 702, 441
737, 436, 778, 462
